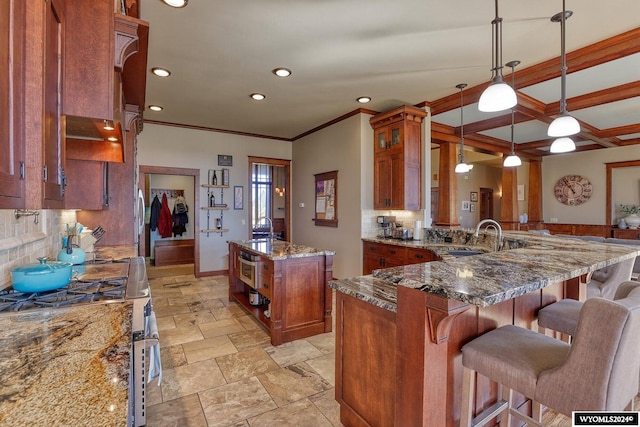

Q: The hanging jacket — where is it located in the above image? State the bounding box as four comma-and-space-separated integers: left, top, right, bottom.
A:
149, 195, 161, 231
158, 193, 173, 238
172, 197, 189, 236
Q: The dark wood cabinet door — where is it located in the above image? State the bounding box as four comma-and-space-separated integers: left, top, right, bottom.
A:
388, 152, 404, 209
0, 0, 26, 208
374, 154, 392, 209
363, 253, 382, 275
43, 0, 65, 207
63, 0, 113, 119
64, 159, 107, 209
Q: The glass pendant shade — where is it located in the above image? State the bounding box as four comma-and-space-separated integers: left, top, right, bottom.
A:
478, 78, 518, 112
547, 113, 580, 137
549, 137, 576, 153
503, 154, 522, 167
455, 162, 471, 174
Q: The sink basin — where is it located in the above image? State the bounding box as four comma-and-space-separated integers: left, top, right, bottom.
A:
447, 250, 485, 257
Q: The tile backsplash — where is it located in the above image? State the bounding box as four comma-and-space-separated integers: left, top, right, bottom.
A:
361, 209, 425, 238
0, 209, 77, 288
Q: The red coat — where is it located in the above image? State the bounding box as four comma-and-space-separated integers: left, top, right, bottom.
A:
158, 193, 173, 238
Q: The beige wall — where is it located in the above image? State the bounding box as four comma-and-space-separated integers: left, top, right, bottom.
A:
542, 145, 640, 225
291, 114, 370, 279
137, 123, 292, 273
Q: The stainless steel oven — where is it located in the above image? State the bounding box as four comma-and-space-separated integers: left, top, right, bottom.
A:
128, 256, 161, 427
238, 251, 260, 288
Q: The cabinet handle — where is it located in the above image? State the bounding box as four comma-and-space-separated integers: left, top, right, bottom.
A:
415, 254, 424, 259
263, 283, 269, 289
389, 250, 396, 254
263, 264, 268, 270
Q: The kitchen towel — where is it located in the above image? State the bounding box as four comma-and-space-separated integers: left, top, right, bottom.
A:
146, 310, 163, 385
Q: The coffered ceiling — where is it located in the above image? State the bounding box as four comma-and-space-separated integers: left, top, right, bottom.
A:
140, 0, 640, 158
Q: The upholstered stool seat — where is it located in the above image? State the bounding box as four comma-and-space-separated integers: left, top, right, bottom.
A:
460, 296, 640, 427
539, 281, 640, 337
537, 298, 581, 337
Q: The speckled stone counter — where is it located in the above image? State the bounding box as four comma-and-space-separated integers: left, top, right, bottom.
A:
92, 244, 138, 261
331, 232, 640, 311
229, 239, 335, 260
0, 301, 132, 426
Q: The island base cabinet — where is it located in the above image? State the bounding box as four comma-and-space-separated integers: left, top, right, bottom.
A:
228, 242, 333, 346
334, 280, 573, 426
335, 292, 396, 427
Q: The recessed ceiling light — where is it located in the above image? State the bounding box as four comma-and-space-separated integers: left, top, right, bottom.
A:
149, 105, 163, 111
250, 93, 266, 101
161, 0, 188, 8
357, 96, 372, 104
103, 120, 115, 131
272, 68, 292, 77
151, 67, 171, 77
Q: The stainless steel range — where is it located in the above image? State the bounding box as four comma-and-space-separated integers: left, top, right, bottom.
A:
0, 256, 159, 427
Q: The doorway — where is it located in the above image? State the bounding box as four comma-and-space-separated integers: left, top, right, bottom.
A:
479, 187, 494, 220
247, 157, 291, 241
139, 165, 200, 274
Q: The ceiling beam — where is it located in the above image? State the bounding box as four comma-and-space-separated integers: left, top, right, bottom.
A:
598, 124, 640, 138
546, 81, 640, 115
453, 112, 532, 135
430, 27, 640, 115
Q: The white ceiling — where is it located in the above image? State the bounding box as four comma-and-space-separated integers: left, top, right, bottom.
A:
139, 0, 640, 153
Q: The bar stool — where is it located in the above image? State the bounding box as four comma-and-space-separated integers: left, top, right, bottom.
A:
460, 296, 640, 427
538, 281, 640, 338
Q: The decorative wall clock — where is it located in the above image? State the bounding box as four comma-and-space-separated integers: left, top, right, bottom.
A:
554, 175, 592, 206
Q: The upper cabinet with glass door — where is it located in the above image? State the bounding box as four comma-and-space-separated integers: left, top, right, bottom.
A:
374, 122, 404, 155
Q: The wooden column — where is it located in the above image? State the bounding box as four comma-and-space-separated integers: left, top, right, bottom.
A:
500, 167, 519, 229
528, 160, 543, 226
436, 141, 460, 227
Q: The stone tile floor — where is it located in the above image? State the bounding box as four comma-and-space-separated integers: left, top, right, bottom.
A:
146, 266, 342, 427
145, 265, 639, 427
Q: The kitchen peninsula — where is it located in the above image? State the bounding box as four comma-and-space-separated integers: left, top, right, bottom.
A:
330, 231, 640, 427
228, 239, 335, 346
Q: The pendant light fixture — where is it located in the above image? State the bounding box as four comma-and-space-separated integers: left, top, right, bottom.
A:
548, 0, 579, 154
455, 84, 470, 174
478, 0, 517, 113
503, 60, 522, 167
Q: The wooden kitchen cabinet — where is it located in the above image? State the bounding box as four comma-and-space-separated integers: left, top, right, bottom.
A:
229, 242, 333, 346
63, 0, 149, 163
0, 0, 26, 208
362, 240, 437, 275
612, 228, 640, 240
64, 160, 108, 210
370, 105, 426, 211
42, 0, 66, 208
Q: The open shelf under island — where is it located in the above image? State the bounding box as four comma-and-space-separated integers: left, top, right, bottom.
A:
228, 239, 335, 346
330, 230, 640, 427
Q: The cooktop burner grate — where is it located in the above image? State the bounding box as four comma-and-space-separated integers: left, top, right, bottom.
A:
0, 278, 127, 312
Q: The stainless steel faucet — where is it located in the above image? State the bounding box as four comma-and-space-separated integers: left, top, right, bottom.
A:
474, 219, 503, 251
257, 216, 274, 241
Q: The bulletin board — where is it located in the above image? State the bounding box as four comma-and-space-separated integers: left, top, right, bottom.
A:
314, 170, 338, 227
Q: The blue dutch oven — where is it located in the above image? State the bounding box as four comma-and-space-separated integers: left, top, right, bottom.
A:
11, 258, 74, 292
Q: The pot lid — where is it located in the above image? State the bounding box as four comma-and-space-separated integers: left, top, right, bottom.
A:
12, 258, 73, 275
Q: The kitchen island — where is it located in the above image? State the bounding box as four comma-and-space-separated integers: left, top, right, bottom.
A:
330, 231, 640, 427
0, 302, 132, 426
228, 239, 335, 346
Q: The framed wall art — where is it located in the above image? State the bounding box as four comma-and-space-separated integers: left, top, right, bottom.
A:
462, 200, 470, 211
234, 186, 243, 210
218, 155, 233, 166
314, 170, 338, 227
470, 203, 476, 213
470, 191, 478, 202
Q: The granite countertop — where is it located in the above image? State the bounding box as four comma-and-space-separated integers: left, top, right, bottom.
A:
230, 239, 336, 260
330, 232, 640, 312
0, 301, 133, 426
92, 245, 138, 261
